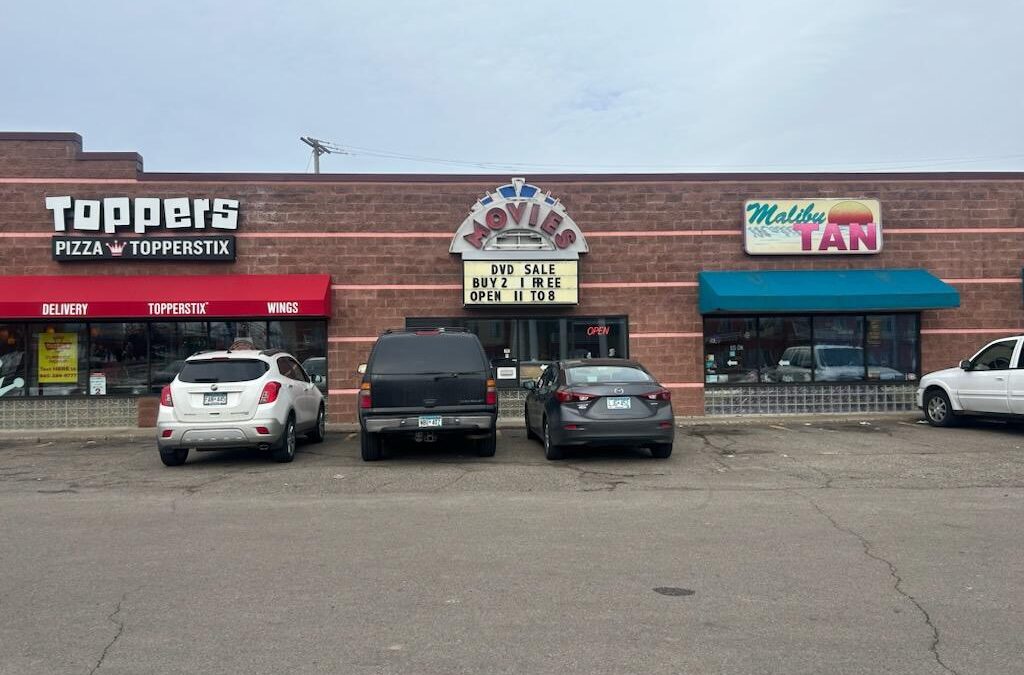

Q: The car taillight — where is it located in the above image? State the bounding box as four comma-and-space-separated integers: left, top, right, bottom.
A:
643, 387, 672, 401
259, 381, 281, 404
160, 385, 173, 407
486, 378, 497, 406
359, 382, 372, 409
555, 388, 596, 403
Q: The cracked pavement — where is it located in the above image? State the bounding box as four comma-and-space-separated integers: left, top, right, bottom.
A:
1, 415, 1023, 673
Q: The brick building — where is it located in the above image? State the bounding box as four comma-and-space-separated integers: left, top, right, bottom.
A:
1, 132, 1022, 429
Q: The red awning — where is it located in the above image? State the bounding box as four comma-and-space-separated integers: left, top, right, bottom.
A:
0, 274, 331, 319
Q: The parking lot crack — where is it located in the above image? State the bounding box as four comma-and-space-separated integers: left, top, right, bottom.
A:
88, 589, 131, 674
799, 492, 960, 675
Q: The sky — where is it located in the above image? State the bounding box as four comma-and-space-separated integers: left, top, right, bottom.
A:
2, 1, 1022, 174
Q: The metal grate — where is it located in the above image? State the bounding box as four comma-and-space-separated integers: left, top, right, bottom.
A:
704, 384, 918, 416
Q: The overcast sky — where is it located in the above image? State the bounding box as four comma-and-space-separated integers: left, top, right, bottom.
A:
2, 1, 1022, 174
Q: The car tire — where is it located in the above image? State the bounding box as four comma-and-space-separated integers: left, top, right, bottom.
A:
543, 417, 564, 460
309, 405, 326, 443
650, 443, 673, 459
525, 408, 538, 441
360, 431, 382, 461
475, 430, 497, 457
271, 415, 297, 462
159, 448, 189, 467
924, 388, 957, 427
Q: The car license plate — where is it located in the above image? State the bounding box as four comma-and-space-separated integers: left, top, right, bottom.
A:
418, 415, 443, 428
607, 397, 632, 410
203, 393, 228, 406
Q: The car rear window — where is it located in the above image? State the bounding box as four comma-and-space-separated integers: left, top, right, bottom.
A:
371, 334, 487, 375
178, 359, 269, 383
566, 365, 653, 385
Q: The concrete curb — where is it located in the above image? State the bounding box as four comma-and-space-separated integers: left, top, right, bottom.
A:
0, 411, 924, 442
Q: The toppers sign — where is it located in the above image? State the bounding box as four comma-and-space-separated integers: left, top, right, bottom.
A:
46, 196, 239, 262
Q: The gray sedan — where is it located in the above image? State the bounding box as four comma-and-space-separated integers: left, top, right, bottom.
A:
523, 359, 674, 460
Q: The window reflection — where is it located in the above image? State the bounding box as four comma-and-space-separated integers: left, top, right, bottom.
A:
89, 322, 148, 394
812, 316, 865, 382
759, 317, 812, 383
703, 317, 758, 384
0, 325, 26, 398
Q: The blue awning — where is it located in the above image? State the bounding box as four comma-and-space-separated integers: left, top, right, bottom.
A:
698, 269, 960, 314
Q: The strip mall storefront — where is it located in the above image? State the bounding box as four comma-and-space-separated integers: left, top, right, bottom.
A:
1, 132, 1021, 428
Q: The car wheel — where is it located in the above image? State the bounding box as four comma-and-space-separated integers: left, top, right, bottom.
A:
475, 430, 497, 457
650, 443, 673, 459
924, 389, 956, 427
271, 415, 297, 462
309, 405, 326, 443
360, 431, 382, 461
159, 448, 189, 467
525, 407, 538, 441
543, 417, 564, 460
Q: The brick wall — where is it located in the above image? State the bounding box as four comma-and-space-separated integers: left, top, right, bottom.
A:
2, 133, 1023, 425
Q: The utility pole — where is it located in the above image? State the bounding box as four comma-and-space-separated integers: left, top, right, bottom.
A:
300, 137, 331, 174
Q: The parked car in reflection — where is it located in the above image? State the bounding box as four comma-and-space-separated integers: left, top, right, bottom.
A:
765, 345, 905, 383
918, 335, 1024, 426
523, 359, 674, 460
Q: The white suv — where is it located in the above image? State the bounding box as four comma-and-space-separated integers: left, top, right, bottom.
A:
156, 348, 326, 466
918, 335, 1024, 426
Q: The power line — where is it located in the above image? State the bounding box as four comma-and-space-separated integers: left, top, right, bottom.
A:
305, 137, 1024, 173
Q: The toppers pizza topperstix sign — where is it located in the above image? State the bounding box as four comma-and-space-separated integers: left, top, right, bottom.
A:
449, 178, 588, 306
46, 195, 239, 262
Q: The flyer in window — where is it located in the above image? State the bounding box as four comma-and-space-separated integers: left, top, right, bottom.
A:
38, 333, 78, 383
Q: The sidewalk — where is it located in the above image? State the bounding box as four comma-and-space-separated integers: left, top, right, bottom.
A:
0, 411, 923, 443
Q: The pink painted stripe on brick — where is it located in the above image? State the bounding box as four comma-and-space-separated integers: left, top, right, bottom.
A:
942, 277, 1019, 284
580, 281, 698, 288
631, 332, 702, 339
0, 233, 49, 238
331, 283, 462, 290
328, 336, 377, 343
662, 382, 705, 389
921, 328, 1021, 335
329, 388, 359, 395
888, 228, 1024, 235
588, 230, 740, 237
238, 232, 450, 239
0, 178, 138, 184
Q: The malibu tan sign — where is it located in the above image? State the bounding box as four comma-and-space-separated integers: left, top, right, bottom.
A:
744, 198, 882, 255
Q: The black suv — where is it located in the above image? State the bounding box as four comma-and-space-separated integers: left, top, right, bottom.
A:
357, 328, 498, 461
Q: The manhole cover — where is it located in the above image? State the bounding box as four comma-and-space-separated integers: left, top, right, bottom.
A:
653, 587, 695, 597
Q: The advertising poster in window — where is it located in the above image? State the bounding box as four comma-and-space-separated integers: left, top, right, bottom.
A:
37, 332, 78, 383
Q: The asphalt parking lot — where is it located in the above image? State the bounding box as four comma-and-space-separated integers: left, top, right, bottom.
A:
2, 414, 1023, 674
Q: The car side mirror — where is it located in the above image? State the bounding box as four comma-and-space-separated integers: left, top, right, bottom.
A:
357, 363, 367, 375
522, 380, 536, 391
959, 359, 973, 371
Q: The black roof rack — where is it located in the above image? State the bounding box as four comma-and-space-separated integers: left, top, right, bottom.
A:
260, 348, 285, 357
382, 327, 471, 335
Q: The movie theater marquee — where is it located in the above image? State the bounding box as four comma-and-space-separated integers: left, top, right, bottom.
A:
450, 178, 588, 307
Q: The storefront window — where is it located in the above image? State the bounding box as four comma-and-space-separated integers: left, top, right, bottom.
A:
759, 316, 812, 383
704, 313, 919, 385
406, 317, 628, 383
208, 321, 268, 351
149, 322, 207, 392
569, 318, 627, 360
812, 315, 865, 382
866, 315, 919, 381
28, 323, 88, 396
269, 320, 327, 391
0, 324, 26, 398
89, 323, 148, 395
704, 317, 758, 384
